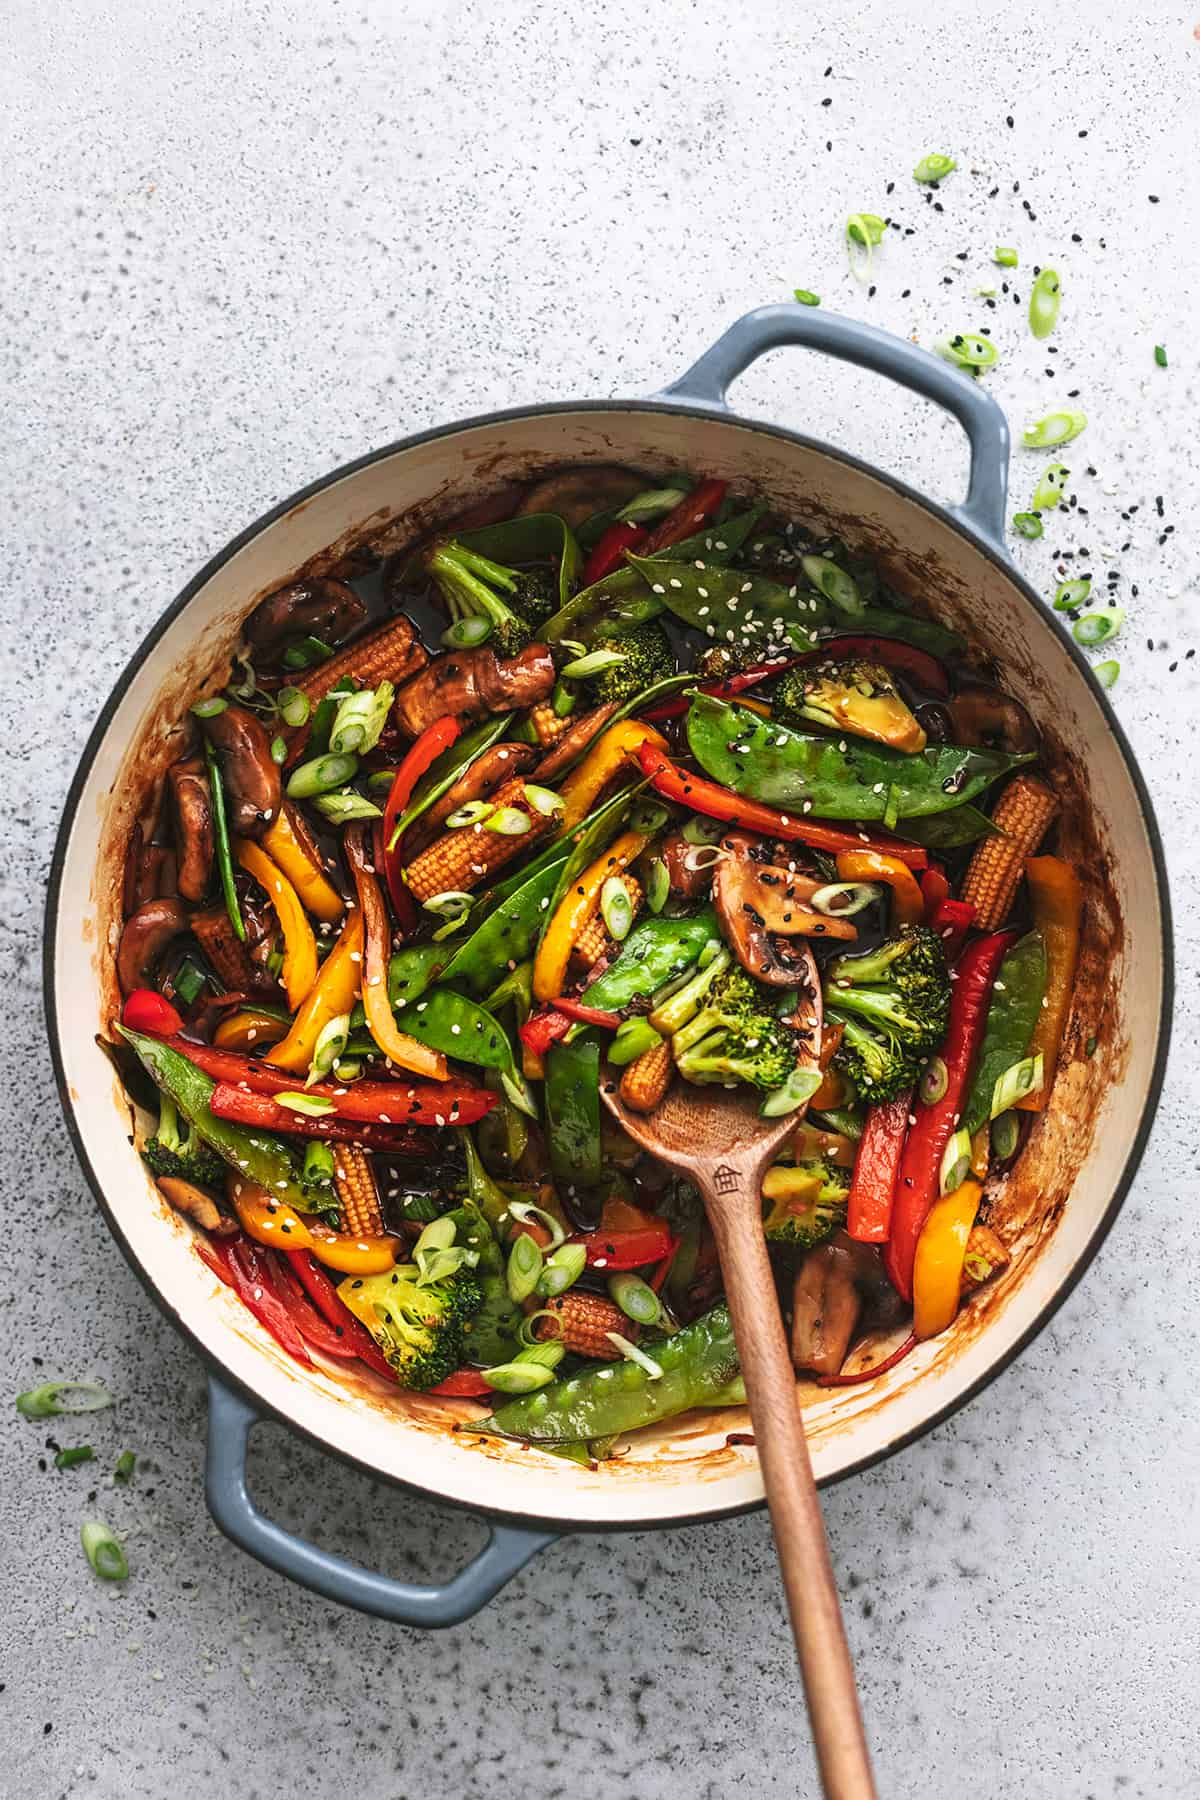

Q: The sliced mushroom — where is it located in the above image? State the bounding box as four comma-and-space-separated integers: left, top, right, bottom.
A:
518, 465, 646, 526
244, 577, 367, 653
392, 644, 555, 737
203, 704, 281, 838
117, 896, 189, 995
791, 1241, 862, 1376
405, 741, 536, 855
947, 684, 1040, 754
661, 831, 716, 900
167, 757, 214, 902
712, 831, 857, 986
156, 1176, 235, 1235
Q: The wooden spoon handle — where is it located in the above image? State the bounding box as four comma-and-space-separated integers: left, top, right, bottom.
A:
702, 1180, 877, 1800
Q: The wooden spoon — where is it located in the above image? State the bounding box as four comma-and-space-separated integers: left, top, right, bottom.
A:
601, 1073, 877, 1799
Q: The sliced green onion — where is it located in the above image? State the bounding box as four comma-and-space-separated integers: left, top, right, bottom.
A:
939, 1127, 972, 1195
524, 784, 565, 817
645, 857, 670, 914
1154, 344, 1168, 368
311, 789, 383, 824
1012, 512, 1044, 540
329, 682, 395, 756
307, 1012, 350, 1085
913, 152, 956, 183
1022, 410, 1086, 449
608, 1272, 662, 1326
600, 876, 635, 941
505, 1232, 544, 1304
792, 289, 821, 307
558, 638, 587, 657
518, 1309, 562, 1347
696, 939, 724, 970
801, 555, 864, 616
286, 752, 360, 799
608, 1017, 662, 1068
172, 955, 207, 1007
1073, 607, 1124, 648
446, 800, 496, 829
54, 1445, 95, 1470
482, 1360, 555, 1394
442, 615, 493, 649
551, 679, 576, 717
616, 486, 690, 523
537, 1242, 587, 1298
332, 1058, 362, 1082
990, 1110, 1020, 1163
422, 889, 474, 918
303, 1142, 336, 1183
760, 1066, 823, 1119
1028, 268, 1061, 339
628, 798, 671, 835
16, 1380, 115, 1421
560, 648, 627, 680
114, 1451, 137, 1483
203, 738, 246, 943
499, 1065, 539, 1119
513, 1340, 567, 1371
994, 246, 1018, 267
505, 1199, 566, 1250
990, 1053, 1044, 1118
1093, 658, 1120, 690
266, 947, 285, 978
1031, 463, 1070, 511
919, 1056, 949, 1106
190, 696, 228, 719
847, 212, 886, 245
81, 1520, 128, 1582
605, 1332, 663, 1380
810, 881, 880, 918
1053, 577, 1092, 612
282, 634, 334, 671
277, 687, 311, 728
270, 734, 288, 765
367, 767, 398, 790
483, 807, 532, 836
275, 1091, 337, 1117
415, 1241, 477, 1286
936, 332, 999, 372
681, 816, 723, 846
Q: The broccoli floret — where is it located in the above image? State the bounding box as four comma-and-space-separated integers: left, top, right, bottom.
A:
142, 1092, 225, 1185
425, 540, 555, 656
762, 1158, 851, 1252
339, 1266, 484, 1390
660, 956, 801, 1093
772, 658, 925, 752
694, 642, 762, 681
587, 620, 675, 704
823, 925, 951, 1104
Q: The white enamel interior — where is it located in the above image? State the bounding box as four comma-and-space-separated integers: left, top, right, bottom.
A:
51, 406, 1167, 1528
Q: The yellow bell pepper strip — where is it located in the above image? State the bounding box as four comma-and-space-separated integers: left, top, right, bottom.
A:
835, 848, 924, 927
1015, 855, 1083, 1111
268, 908, 363, 1074
533, 829, 650, 1002
261, 805, 345, 925
228, 1177, 314, 1250
344, 824, 449, 1082
306, 1226, 398, 1276
233, 838, 319, 1011
912, 1178, 982, 1340
213, 1007, 290, 1053
557, 719, 668, 830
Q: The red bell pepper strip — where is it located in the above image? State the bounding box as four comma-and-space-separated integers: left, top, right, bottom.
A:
582, 520, 646, 586
638, 477, 728, 554
798, 636, 950, 697
817, 1333, 918, 1387
261, 1254, 362, 1359
122, 989, 184, 1037
283, 1250, 397, 1381
381, 716, 460, 915
635, 743, 930, 870
929, 897, 976, 963
640, 656, 806, 723
518, 1008, 573, 1056
428, 1367, 494, 1397
207, 1083, 433, 1153
164, 1038, 496, 1126
919, 866, 950, 919
648, 1235, 682, 1294
883, 930, 1016, 1301
847, 1091, 912, 1243
198, 1233, 313, 1367
573, 1222, 675, 1270
376, 815, 417, 937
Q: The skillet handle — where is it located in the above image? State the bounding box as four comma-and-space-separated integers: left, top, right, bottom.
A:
205, 1377, 557, 1626
655, 303, 1010, 548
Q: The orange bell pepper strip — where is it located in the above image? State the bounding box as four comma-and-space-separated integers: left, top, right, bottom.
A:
533, 828, 650, 1002
233, 839, 319, 1010
228, 1176, 315, 1250
213, 1007, 290, 1052
261, 805, 345, 925
345, 824, 449, 1081
1015, 856, 1083, 1111
835, 848, 924, 927
268, 908, 363, 1074
557, 719, 668, 830
306, 1227, 399, 1277
912, 1179, 982, 1339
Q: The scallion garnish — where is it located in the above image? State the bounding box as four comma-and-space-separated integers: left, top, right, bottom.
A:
1053, 577, 1092, 612
936, 332, 999, 372
990, 1111, 1020, 1162
1154, 344, 1168, 368
203, 737, 246, 943
483, 807, 532, 836
282, 634, 334, 671
939, 1127, 972, 1195
1073, 608, 1125, 648
616, 487, 691, 522
329, 683, 395, 757
801, 554, 864, 615
605, 1332, 664, 1381
990, 1053, 1044, 1117
524, 784, 565, 818
536, 1243, 587, 1298
505, 1199, 567, 1250
608, 1272, 662, 1326
919, 1055, 949, 1106
277, 687, 311, 728
559, 648, 627, 680
607, 1017, 663, 1067
1028, 268, 1061, 339
792, 289, 821, 307
1093, 659, 1120, 690
442, 615, 493, 649
16, 1380, 114, 1421
1022, 410, 1086, 449
809, 881, 880, 918
311, 789, 383, 824
270, 734, 288, 765
274, 1091, 337, 1117
114, 1451, 137, 1483
190, 696, 228, 719
445, 800, 496, 829
846, 212, 886, 282
54, 1445, 95, 1470
600, 875, 634, 941
307, 1012, 351, 1086
172, 955, 207, 1007
481, 1360, 556, 1394
994, 246, 1019, 267
1012, 512, 1044, 540
913, 152, 956, 183
286, 752, 360, 800
1031, 463, 1069, 511
645, 857, 670, 915
505, 1231, 545, 1304
81, 1521, 128, 1582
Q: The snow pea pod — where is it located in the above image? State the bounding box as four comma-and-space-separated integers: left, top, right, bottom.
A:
461, 1302, 743, 1443
896, 805, 1000, 849
580, 907, 721, 1011
384, 714, 512, 846
439, 859, 566, 997
392, 987, 514, 1071
961, 930, 1046, 1136
687, 694, 1034, 821
544, 1031, 603, 1191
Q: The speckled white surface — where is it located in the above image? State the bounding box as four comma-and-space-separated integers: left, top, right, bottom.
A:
3, 4, 1198, 1796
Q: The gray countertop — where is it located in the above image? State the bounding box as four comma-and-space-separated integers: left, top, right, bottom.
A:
4, 4, 1198, 1795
